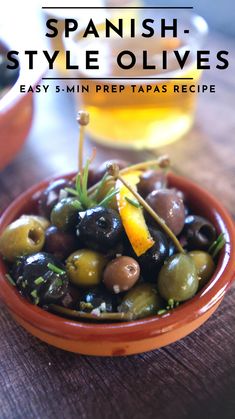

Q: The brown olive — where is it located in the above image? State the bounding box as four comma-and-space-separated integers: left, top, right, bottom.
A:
103, 256, 140, 294
183, 215, 217, 251
189, 251, 215, 290
0, 218, 45, 262
138, 169, 167, 198
146, 188, 185, 236
44, 226, 78, 260
66, 249, 107, 287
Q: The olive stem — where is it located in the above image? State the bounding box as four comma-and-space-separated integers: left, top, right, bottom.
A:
108, 164, 185, 254
76, 111, 90, 174
50, 304, 132, 321
88, 157, 170, 197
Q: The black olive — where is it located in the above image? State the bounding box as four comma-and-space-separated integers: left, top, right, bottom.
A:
44, 226, 78, 260
138, 228, 169, 281
77, 206, 123, 252
14, 252, 69, 306
183, 215, 217, 251
79, 286, 117, 313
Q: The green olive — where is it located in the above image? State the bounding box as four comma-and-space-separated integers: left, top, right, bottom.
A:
50, 198, 79, 232
189, 251, 215, 290
0, 218, 45, 262
118, 283, 162, 320
66, 249, 107, 287
96, 178, 117, 210
158, 253, 199, 302
20, 215, 50, 230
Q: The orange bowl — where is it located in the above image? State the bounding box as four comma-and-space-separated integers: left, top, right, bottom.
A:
0, 32, 46, 170
0, 172, 235, 356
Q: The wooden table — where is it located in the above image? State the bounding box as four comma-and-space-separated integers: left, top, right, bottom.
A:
0, 33, 235, 419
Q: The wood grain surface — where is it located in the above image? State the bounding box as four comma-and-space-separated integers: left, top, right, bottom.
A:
0, 33, 235, 419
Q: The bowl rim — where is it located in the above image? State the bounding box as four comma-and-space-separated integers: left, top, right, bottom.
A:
0, 171, 235, 341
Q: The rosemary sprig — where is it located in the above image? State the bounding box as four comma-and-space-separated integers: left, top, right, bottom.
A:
98, 187, 119, 207
208, 233, 226, 259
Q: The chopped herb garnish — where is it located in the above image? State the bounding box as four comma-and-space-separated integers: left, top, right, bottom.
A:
5, 274, 16, 286
168, 298, 175, 309
157, 309, 167, 315
30, 290, 40, 305
34, 276, 45, 285
125, 196, 142, 208
47, 263, 66, 275
54, 278, 63, 287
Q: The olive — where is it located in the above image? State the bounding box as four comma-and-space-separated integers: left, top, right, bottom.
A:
103, 256, 140, 294
50, 198, 80, 232
138, 228, 169, 279
77, 206, 123, 252
88, 159, 129, 187
79, 286, 117, 313
183, 215, 217, 250
44, 226, 78, 260
0, 218, 45, 262
20, 215, 50, 230
66, 249, 107, 287
96, 178, 118, 210
146, 189, 185, 236
158, 254, 199, 302
189, 251, 215, 290
118, 283, 163, 320
138, 169, 167, 198
0, 55, 19, 89
14, 252, 68, 306
38, 179, 73, 219
57, 285, 80, 309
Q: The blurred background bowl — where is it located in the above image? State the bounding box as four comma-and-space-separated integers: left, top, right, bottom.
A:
0, 26, 46, 171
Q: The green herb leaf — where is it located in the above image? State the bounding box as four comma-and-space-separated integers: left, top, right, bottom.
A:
125, 196, 142, 208
64, 187, 79, 197
209, 233, 226, 259
98, 187, 119, 207
34, 276, 45, 285
157, 309, 167, 315
47, 263, 66, 275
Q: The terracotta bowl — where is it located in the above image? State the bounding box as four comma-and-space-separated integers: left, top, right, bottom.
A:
0, 33, 45, 171
0, 172, 235, 356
